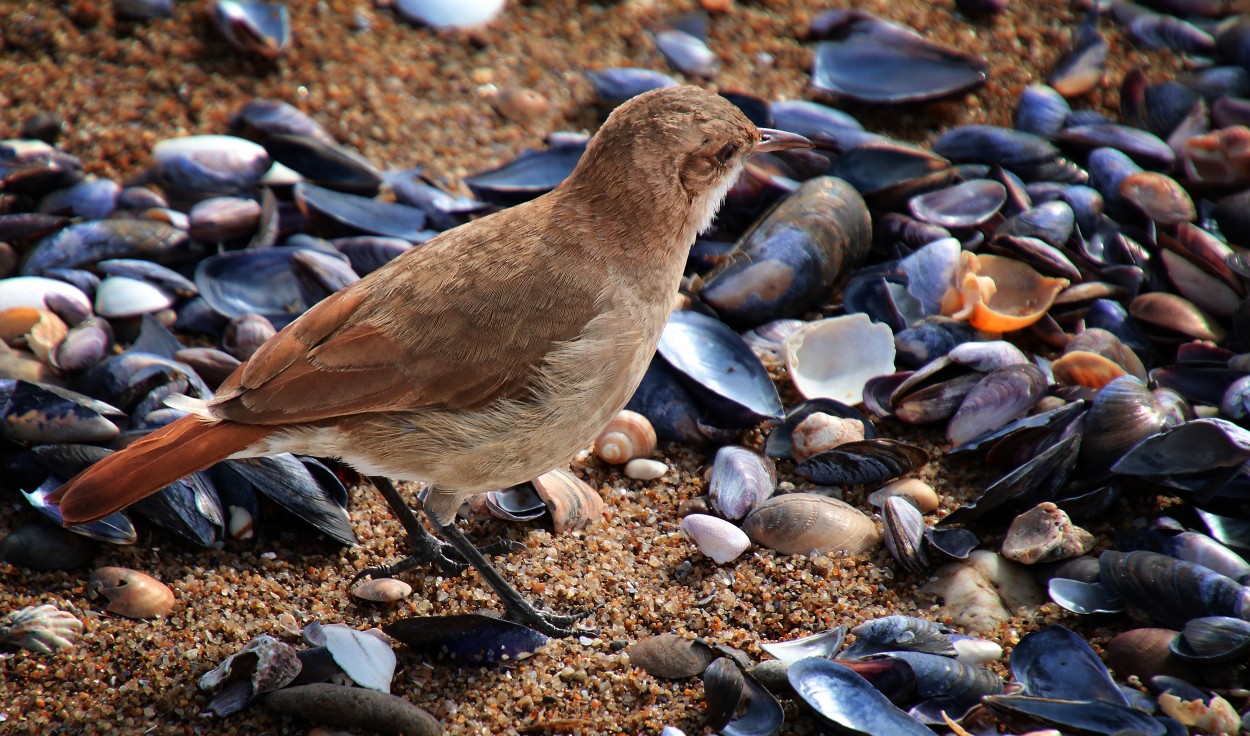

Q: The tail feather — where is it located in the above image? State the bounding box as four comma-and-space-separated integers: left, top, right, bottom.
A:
48, 415, 272, 524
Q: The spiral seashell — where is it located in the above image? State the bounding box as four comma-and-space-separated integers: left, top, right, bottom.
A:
791, 412, 865, 462
594, 409, 657, 465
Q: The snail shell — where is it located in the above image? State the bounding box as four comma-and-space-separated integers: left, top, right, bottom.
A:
594, 410, 657, 465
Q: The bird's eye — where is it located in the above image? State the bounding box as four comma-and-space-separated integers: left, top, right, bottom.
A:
715, 142, 738, 165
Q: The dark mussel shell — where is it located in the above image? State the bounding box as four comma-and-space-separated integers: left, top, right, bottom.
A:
810, 15, 988, 104
1011, 625, 1128, 705
624, 358, 734, 445
195, 246, 347, 329
700, 176, 871, 329
983, 694, 1166, 736
584, 68, 678, 107
22, 219, 195, 276
230, 99, 336, 146
463, 138, 586, 206
940, 433, 1080, 528
839, 616, 957, 660
1099, 550, 1250, 628
220, 455, 356, 546
793, 438, 928, 486
130, 471, 223, 547
263, 134, 382, 196
657, 309, 784, 428
1170, 616, 1250, 663
787, 658, 933, 736
293, 182, 433, 242
383, 613, 548, 663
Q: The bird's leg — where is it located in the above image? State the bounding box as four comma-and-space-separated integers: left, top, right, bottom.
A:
427, 511, 591, 639
352, 477, 468, 583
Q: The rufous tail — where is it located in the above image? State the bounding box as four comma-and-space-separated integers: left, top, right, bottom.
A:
48, 415, 273, 524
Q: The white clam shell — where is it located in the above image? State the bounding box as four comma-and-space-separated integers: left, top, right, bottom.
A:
0, 276, 92, 315
95, 276, 174, 318
680, 513, 751, 564
322, 623, 396, 693
784, 314, 896, 404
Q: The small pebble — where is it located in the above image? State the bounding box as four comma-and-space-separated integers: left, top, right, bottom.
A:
0, 523, 98, 570
351, 578, 413, 603
263, 683, 442, 736
487, 88, 551, 124
624, 458, 668, 480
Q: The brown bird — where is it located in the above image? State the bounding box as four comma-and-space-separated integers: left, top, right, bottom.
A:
50, 85, 811, 634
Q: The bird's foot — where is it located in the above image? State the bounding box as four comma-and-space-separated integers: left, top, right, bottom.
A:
504, 599, 595, 639
352, 531, 468, 585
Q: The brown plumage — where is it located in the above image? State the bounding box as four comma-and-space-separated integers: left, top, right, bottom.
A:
50, 85, 811, 527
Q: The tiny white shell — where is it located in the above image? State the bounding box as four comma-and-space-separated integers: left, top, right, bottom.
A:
95, 276, 173, 318
784, 314, 896, 404
680, 514, 751, 564
625, 458, 668, 480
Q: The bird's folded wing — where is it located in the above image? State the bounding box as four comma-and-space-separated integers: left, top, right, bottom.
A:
210, 249, 605, 425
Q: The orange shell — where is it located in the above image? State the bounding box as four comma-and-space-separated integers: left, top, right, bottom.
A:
940, 252, 1069, 332
1051, 350, 1127, 390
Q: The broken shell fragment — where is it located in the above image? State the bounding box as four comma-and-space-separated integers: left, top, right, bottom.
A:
594, 409, 657, 465
940, 252, 1069, 332
680, 513, 752, 564
0, 604, 83, 654
322, 623, 396, 693
742, 493, 880, 557
1000, 502, 1095, 564
784, 313, 896, 404
89, 566, 175, 618
921, 550, 1045, 633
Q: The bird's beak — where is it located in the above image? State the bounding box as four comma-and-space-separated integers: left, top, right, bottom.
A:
753, 128, 814, 154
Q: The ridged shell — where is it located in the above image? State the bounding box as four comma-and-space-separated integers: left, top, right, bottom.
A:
531, 468, 604, 533
742, 493, 880, 556
594, 409, 657, 465
0, 604, 83, 653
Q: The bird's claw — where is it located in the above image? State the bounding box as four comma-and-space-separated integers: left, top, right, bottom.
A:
351, 538, 469, 586
505, 603, 596, 639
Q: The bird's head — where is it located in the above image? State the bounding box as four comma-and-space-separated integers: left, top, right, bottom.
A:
568, 85, 811, 241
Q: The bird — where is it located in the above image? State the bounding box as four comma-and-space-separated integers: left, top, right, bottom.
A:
49, 85, 812, 635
